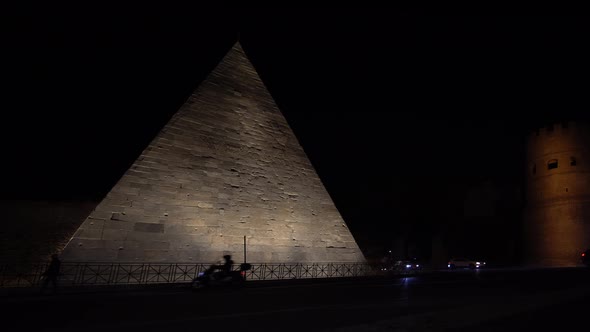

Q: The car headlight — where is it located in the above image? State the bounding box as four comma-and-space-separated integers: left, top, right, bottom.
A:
406, 264, 411, 268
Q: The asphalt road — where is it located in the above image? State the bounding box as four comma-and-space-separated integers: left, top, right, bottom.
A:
2, 268, 590, 331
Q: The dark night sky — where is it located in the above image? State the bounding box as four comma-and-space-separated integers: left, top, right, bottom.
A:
3, 8, 590, 254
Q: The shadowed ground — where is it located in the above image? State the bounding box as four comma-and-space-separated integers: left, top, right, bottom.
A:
2, 267, 590, 331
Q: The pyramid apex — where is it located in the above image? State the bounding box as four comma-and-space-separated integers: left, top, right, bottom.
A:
231, 41, 246, 53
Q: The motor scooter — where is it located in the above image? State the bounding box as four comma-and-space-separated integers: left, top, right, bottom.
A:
191, 263, 251, 290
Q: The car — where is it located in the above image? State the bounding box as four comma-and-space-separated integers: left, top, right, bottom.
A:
448, 257, 486, 269
581, 249, 590, 267
392, 259, 422, 272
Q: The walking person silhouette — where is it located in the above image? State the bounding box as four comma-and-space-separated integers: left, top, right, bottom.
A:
40, 254, 61, 294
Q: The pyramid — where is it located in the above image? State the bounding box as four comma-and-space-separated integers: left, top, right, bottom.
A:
61, 43, 366, 263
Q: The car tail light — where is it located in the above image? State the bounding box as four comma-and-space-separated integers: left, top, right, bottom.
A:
582, 253, 586, 257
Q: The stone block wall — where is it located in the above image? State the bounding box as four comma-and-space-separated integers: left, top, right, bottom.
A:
61, 43, 366, 264
524, 121, 590, 266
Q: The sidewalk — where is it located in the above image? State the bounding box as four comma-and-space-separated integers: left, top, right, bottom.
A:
0, 275, 390, 299
5, 266, 579, 298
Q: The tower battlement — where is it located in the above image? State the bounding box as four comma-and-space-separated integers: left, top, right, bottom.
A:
527, 121, 590, 141
526, 121, 590, 159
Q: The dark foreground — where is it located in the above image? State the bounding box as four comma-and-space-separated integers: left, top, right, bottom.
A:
1, 268, 590, 331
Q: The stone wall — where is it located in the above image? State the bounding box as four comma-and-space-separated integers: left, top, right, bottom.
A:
0, 200, 96, 263
61, 43, 366, 264
524, 121, 590, 266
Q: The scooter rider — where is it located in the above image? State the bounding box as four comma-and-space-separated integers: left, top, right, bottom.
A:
222, 255, 234, 274
212, 255, 234, 280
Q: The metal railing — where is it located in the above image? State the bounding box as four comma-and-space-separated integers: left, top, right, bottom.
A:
0, 262, 378, 288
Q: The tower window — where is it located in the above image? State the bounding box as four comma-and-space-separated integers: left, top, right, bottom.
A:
571, 157, 577, 166
548, 159, 558, 170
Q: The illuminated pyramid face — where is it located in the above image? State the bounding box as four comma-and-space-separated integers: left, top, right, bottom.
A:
62, 43, 366, 263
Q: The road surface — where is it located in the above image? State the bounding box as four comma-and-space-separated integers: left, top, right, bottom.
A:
2, 267, 590, 331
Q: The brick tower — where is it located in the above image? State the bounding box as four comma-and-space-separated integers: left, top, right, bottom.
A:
61, 42, 366, 264
524, 121, 590, 266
